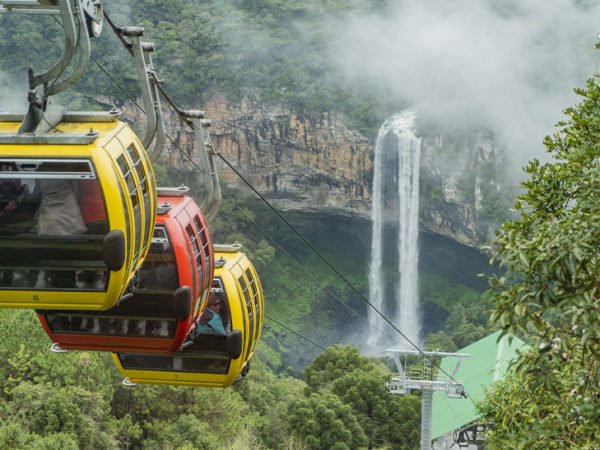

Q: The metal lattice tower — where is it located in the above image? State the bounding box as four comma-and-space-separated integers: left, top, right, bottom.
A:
385, 349, 470, 450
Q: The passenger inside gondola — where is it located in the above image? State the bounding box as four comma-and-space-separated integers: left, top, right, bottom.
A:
0, 163, 38, 234
38, 178, 86, 288
0, 163, 38, 287
197, 294, 227, 334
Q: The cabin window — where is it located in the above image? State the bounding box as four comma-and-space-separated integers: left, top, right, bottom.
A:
185, 223, 203, 294
238, 275, 254, 360
211, 276, 239, 335
43, 225, 184, 326
135, 142, 156, 217
193, 214, 211, 295
197, 290, 230, 334
116, 155, 142, 270
182, 232, 196, 304
118, 353, 230, 374
45, 312, 176, 337
245, 268, 261, 351
137, 225, 178, 291
0, 158, 109, 291
112, 165, 131, 272
212, 277, 224, 293
127, 144, 152, 254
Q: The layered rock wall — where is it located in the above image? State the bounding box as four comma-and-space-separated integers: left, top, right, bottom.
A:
159, 96, 373, 218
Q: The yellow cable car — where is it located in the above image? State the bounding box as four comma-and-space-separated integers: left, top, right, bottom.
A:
0, 111, 156, 310
112, 244, 264, 387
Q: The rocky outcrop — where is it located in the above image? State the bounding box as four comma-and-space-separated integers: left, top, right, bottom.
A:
160, 95, 373, 218
419, 131, 507, 246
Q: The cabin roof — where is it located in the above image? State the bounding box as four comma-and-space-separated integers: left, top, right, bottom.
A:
156, 194, 190, 217
213, 249, 244, 272
0, 112, 123, 146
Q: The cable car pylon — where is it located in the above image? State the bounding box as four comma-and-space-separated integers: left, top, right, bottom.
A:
385, 349, 470, 450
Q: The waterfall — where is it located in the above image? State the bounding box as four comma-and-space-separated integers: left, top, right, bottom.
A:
367, 111, 422, 349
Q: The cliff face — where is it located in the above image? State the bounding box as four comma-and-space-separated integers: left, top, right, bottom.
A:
162, 96, 372, 218
419, 131, 507, 247
118, 96, 507, 248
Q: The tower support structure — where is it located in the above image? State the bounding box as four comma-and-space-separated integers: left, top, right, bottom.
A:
385, 349, 470, 450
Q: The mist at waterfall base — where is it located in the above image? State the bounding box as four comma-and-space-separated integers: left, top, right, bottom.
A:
325, 0, 600, 169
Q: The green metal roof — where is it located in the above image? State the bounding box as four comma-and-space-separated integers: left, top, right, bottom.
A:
431, 330, 526, 439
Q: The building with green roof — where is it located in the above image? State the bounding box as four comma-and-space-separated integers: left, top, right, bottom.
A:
431, 330, 526, 447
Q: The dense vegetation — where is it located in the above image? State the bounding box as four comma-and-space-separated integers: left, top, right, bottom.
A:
479, 75, 600, 446
0, 308, 421, 449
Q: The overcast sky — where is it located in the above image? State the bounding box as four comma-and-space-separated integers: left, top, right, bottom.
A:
326, 0, 600, 166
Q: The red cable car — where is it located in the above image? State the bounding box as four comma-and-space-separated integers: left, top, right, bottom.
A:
36, 187, 214, 353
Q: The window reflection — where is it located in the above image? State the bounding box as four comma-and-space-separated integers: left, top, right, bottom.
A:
46, 313, 177, 338
42, 224, 182, 337
119, 352, 230, 374
137, 226, 178, 291
0, 159, 109, 291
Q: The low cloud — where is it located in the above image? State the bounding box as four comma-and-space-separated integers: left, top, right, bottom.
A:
0, 71, 27, 112
326, 0, 600, 167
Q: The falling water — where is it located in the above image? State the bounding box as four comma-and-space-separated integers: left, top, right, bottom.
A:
367, 111, 421, 349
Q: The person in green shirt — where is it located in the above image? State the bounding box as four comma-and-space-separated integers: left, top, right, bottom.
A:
197, 294, 226, 334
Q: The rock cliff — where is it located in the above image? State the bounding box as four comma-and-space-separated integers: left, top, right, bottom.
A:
419, 130, 509, 247
203, 96, 372, 218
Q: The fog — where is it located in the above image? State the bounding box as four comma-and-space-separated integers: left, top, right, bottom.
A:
326, 0, 600, 167
0, 71, 27, 112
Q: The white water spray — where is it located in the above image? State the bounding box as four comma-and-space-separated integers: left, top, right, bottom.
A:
367, 111, 421, 349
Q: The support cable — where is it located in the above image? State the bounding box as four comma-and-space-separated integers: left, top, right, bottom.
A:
265, 313, 328, 353
104, 11, 193, 128
90, 55, 144, 112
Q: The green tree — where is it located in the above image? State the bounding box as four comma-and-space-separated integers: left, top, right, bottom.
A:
0, 423, 30, 449
479, 348, 600, 448
288, 392, 368, 450
424, 331, 457, 352
5, 382, 117, 449
486, 76, 600, 391
304, 345, 374, 392
484, 75, 600, 442
303, 346, 420, 449
332, 371, 420, 449
147, 414, 219, 450
244, 363, 307, 448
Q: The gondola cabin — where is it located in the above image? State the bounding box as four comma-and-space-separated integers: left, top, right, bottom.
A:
37, 188, 214, 353
112, 244, 264, 387
0, 111, 157, 310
